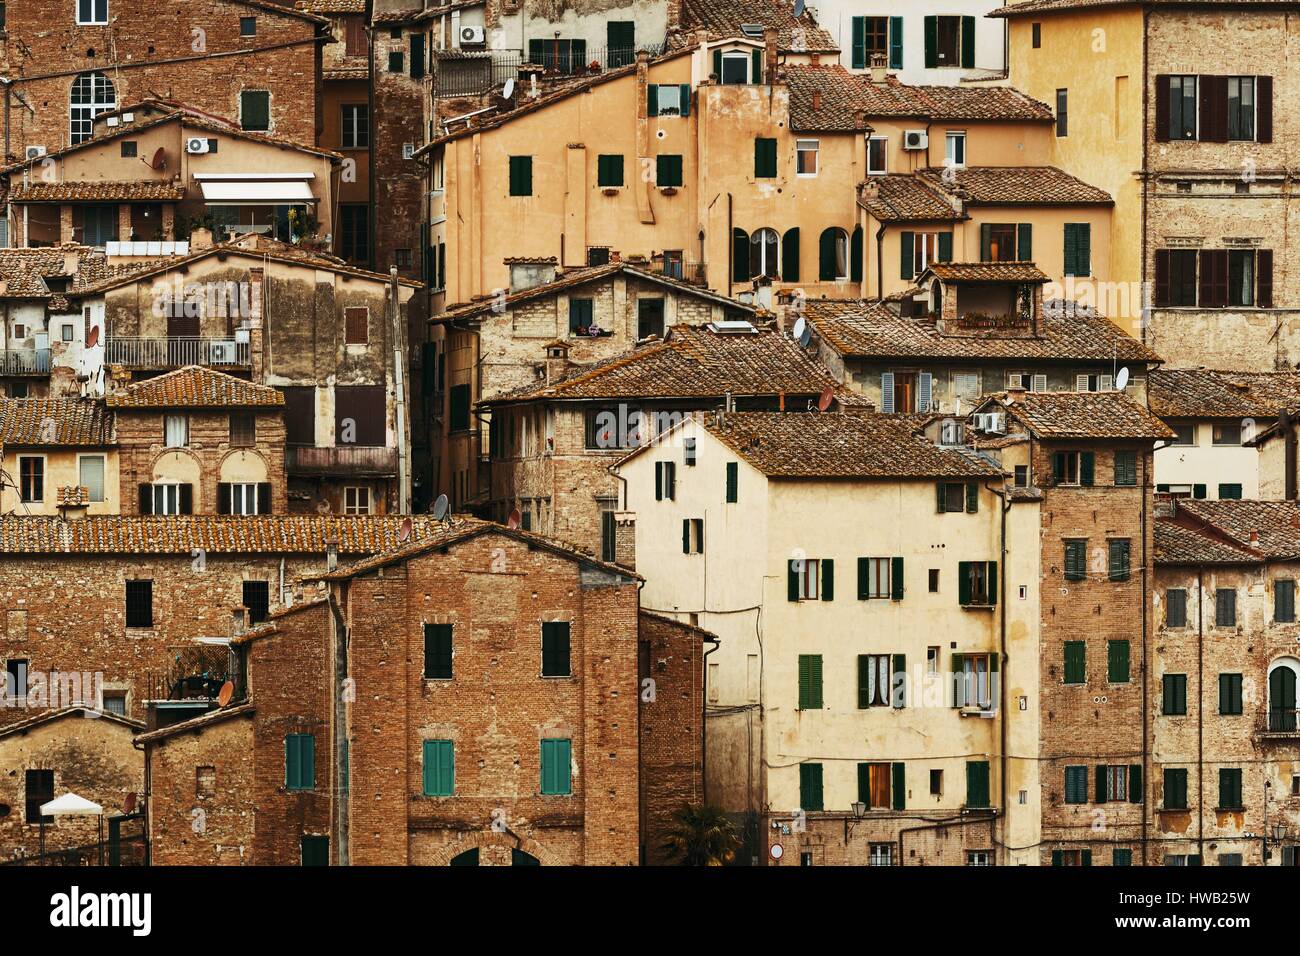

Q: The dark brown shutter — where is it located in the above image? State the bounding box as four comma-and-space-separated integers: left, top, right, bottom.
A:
1258, 249, 1274, 308
179, 484, 194, 515
344, 307, 369, 345
138, 483, 152, 515
257, 483, 272, 515
1200, 75, 1228, 143
1154, 75, 1170, 142
1154, 250, 1170, 307
1199, 249, 1228, 308
217, 482, 231, 515
1257, 75, 1273, 143
279, 386, 316, 446
335, 384, 386, 447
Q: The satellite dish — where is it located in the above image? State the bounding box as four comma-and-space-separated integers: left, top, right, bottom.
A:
86, 325, 100, 349
398, 516, 413, 543
793, 0, 805, 16
502, 77, 516, 99
817, 385, 834, 412
507, 508, 522, 530
794, 317, 812, 349
216, 680, 234, 707
149, 147, 166, 171
1115, 367, 1130, 391
122, 792, 137, 815
432, 494, 449, 521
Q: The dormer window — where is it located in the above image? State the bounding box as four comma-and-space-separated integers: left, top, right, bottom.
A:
719, 51, 753, 85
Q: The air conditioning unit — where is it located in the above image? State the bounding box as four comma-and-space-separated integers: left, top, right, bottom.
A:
186, 137, 211, 155
973, 412, 1005, 434
902, 130, 929, 151
25, 145, 47, 160
208, 341, 238, 364
460, 25, 485, 46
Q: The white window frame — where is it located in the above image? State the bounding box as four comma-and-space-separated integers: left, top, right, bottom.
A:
684, 517, 704, 554
719, 51, 751, 85
344, 486, 372, 515
654, 83, 683, 116
867, 135, 888, 175
69, 70, 116, 145
164, 413, 189, 448
152, 482, 182, 516
340, 103, 369, 150
750, 227, 780, 278
17, 455, 44, 504
831, 228, 850, 281
945, 131, 967, 168
913, 232, 941, 276
795, 139, 819, 177
869, 843, 895, 866
228, 482, 260, 516
1075, 373, 1114, 393
76, 0, 108, 26
796, 559, 820, 600
77, 453, 106, 502
865, 557, 891, 599
1007, 371, 1047, 392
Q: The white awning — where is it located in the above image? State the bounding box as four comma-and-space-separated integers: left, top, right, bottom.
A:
196, 174, 316, 204
41, 792, 103, 816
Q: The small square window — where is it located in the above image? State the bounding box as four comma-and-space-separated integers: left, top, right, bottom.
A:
240, 16, 256, 37
121, 141, 137, 158
101, 690, 127, 715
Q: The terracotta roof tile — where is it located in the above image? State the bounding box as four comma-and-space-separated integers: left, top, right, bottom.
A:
925, 261, 1052, 283
1154, 519, 1262, 565
991, 0, 1281, 17
991, 390, 1177, 440
0, 245, 163, 299
858, 175, 962, 222
785, 65, 872, 131
916, 166, 1113, 205
0, 398, 113, 445
0, 515, 443, 556
676, 0, 838, 51
106, 366, 285, 409
9, 181, 187, 203
1175, 500, 1300, 561
56, 486, 93, 507
483, 325, 851, 404
1147, 368, 1300, 419
703, 411, 1002, 479
295, 0, 366, 12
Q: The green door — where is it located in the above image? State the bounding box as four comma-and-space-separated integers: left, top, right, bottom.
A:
608, 22, 635, 67
1270, 666, 1297, 731
512, 848, 540, 866
301, 835, 329, 866
450, 848, 480, 866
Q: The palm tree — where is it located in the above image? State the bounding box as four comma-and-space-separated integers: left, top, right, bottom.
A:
662, 803, 739, 866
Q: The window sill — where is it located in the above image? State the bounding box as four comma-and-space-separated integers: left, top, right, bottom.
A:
601, 187, 622, 195
959, 603, 995, 611
658, 187, 679, 195
539, 674, 575, 680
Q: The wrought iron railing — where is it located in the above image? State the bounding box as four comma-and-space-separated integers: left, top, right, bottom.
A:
1261, 709, 1300, 735
433, 43, 666, 96
105, 336, 248, 369
0, 349, 51, 375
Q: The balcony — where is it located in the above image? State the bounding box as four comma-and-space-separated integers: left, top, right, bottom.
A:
285, 444, 398, 477
0, 348, 51, 376
1257, 709, 1300, 740
105, 336, 249, 369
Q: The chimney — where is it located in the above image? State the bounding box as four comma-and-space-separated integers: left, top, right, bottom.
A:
1250, 531, 1261, 548
189, 226, 214, 251
63, 250, 80, 275
764, 27, 778, 83
811, 90, 822, 111
869, 51, 888, 85
544, 340, 571, 384
56, 485, 90, 522
247, 267, 265, 382
326, 539, 339, 572
1007, 385, 1027, 404
231, 607, 247, 638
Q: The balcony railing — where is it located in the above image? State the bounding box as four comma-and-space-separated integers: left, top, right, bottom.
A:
105, 336, 249, 369
285, 444, 398, 477
1259, 709, 1300, 738
433, 43, 666, 97
0, 348, 51, 376
647, 258, 707, 286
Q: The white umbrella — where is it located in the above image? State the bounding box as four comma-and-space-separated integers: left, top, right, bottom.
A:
40, 793, 103, 816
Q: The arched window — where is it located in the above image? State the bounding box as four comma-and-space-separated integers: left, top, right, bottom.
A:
1268, 659, 1299, 732
70, 71, 117, 145
819, 227, 849, 281
749, 227, 778, 279
731, 228, 750, 283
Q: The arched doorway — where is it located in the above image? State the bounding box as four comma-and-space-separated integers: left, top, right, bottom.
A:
511, 848, 540, 866
449, 848, 479, 866
1269, 661, 1298, 731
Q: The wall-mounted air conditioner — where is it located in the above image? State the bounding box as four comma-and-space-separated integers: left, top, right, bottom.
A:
186, 137, 211, 155
460, 25, 485, 46
25, 145, 47, 160
208, 341, 238, 364
902, 130, 928, 150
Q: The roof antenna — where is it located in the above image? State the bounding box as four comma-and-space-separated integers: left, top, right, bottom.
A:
432, 493, 452, 530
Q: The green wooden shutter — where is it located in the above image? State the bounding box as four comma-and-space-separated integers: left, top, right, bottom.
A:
682, 519, 690, 554
781, 228, 800, 281
857, 558, 870, 600
752, 49, 763, 84
423, 740, 454, 796
965, 482, 978, 513
1081, 849, 1092, 866
1080, 452, 1095, 486
799, 655, 823, 709
892, 762, 906, 809
889, 17, 904, 70
986, 562, 998, 604
951, 653, 965, 707
529, 39, 544, 65
821, 559, 834, 601
655, 462, 663, 500
1108, 640, 1130, 683
1095, 765, 1108, 802
850, 226, 863, 282
788, 560, 800, 601
1129, 764, 1142, 803
754, 138, 777, 178
900, 231, 915, 279
960, 16, 975, 69
851, 17, 866, 69
541, 739, 572, 794
857, 763, 870, 803
1063, 223, 1079, 275
966, 760, 989, 807
819, 228, 838, 281
957, 562, 972, 605
240, 90, 269, 131
1052, 850, 1063, 866
1075, 224, 1090, 276
937, 231, 953, 262
732, 228, 750, 282
799, 763, 823, 811
712, 49, 722, 80
936, 482, 946, 513
1016, 223, 1032, 262
509, 156, 532, 196
857, 655, 870, 708
891, 557, 904, 601
980, 223, 992, 261
1193, 483, 1207, 499
923, 16, 938, 68
647, 83, 659, 116
725, 462, 738, 503
892, 654, 906, 708
680, 84, 690, 117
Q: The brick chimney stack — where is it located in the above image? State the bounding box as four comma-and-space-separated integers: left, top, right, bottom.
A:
764, 27, 778, 83
247, 267, 265, 383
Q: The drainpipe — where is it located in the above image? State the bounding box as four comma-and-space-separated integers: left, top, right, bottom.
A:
1139, 11, 1150, 345
1140, 445, 1151, 864
391, 266, 410, 514
328, 580, 350, 865
1196, 566, 1204, 862
1281, 408, 1296, 500
875, 224, 886, 300
991, 480, 1011, 858
702, 634, 721, 802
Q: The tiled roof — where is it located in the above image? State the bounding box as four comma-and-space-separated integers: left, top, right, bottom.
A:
701, 411, 1002, 479
676, 0, 838, 51
991, 0, 1279, 17
992, 391, 1177, 440
0, 515, 444, 556
57, 486, 93, 507
9, 180, 187, 203
0, 705, 143, 740
858, 175, 962, 222
296, 0, 366, 12
134, 704, 256, 745
916, 166, 1113, 205
0, 246, 164, 299
1147, 368, 1300, 419
0, 398, 113, 445
482, 325, 850, 405
785, 65, 872, 131
436, 262, 755, 324
925, 261, 1051, 283
1175, 500, 1300, 561
1154, 520, 1261, 566
802, 298, 1160, 363
106, 366, 285, 409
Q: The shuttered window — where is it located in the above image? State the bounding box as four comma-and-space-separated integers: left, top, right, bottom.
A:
656, 154, 683, 188
1219, 768, 1243, 809
542, 621, 571, 677
344, 307, 368, 345
335, 384, 386, 446
725, 462, 738, 503
1219, 673, 1243, 715
240, 90, 270, 131
1108, 539, 1131, 581
1277, 579, 1296, 623
1063, 641, 1086, 684
597, 154, 624, 187
1163, 673, 1188, 715
1063, 223, 1091, 276
125, 580, 153, 628
1107, 640, 1130, 683
1064, 765, 1088, 804
449, 384, 471, 432
569, 298, 594, 334
799, 763, 824, 811
654, 461, 676, 501
1114, 450, 1137, 486
280, 386, 316, 446
422, 740, 454, 796
540, 739, 572, 795
285, 734, 316, 790
798, 654, 823, 710
1163, 768, 1189, 809
965, 760, 990, 808
1215, 588, 1237, 627
508, 155, 533, 196
754, 138, 777, 178
423, 623, 453, 679
1063, 540, 1086, 581
1166, 588, 1188, 628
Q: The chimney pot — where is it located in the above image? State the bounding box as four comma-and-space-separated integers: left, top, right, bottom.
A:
869, 52, 888, 85
326, 540, 339, 572
812, 91, 822, 111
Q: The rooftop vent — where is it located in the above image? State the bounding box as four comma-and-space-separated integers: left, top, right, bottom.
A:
740, 23, 764, 38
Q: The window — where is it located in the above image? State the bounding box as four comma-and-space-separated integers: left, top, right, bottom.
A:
1170, 422, 1195, 446
241, 580, 270, 626
587, 247, 610, 267
725, 462, 739, 503
540, 739, 572, 795
1055, 89, 1068, 136
77, 0, 108, 25
682, 518, 704, 555
344, 307, 369, 346
149, 483, 187, 516
1064, 766, 1088, 803
240, 90, 270, 132
341, 104, 369, 149
339, 205, 369, 263
966, 760, 990, 808
656, 154, 683, 188
541, 621, 571, 677
72, 204, 118, 246
1112, 848, 1133, 866
930, 768, 943, 793
796, 139, 818, 176
1167, 75, 1197, 139
508, 156, 533, 196
569, 298, 594, 334
1218, 853, 1243, 866
388, 50, 404, 73
754, 137, 777, 178
1218, 483, 1243, 500
1163, 673, 1188, 715
1155, 250, 1199, 307
597, 154, 624, 187
125, 580, 152, 628
1063, 223, 1091, 276
1014, 465, 1029, 488
240, 16, 256, 37
69, 70, 116, 144
1227, 76, 1255, 141
1113, 450, 1137, 486
654, 461, 676, 501
1215, 588, 1237, 627
719, 51, 751, 85
928, 572, 940, 594
860, 558, 892, 600
423, 623, 453, 679
799, 762, 823, 811
945, 131, 966, 168
1063, 540, 1087, 581
1051, 451, 1094, 486
120, 140, 137, 158
1212, 421, 1242, 446
422, 740, 454, 796
638, 298, 665, 339
648, 83, 687, 116
867, 137, 887, 175
1108, 640, 1131, 683
18, 456, 43, 503
345, 17, 366, 57
932, 15, 962, 66
1163, 768, 1188, 809
956, 562, 997, 607
869, 843, 894, 866
6, 658, 28, 698
851, 16, 889, 68
1063, 641, 1086, 684
953, 653, 995, 709
26, 770, 54, 824
858, 654, 891, 708
1228, 249, 1255, 307
344, 486, 372, 515
285, 734, 316, 790
789, 558, 831, 601
101, 690, 126, 715
1219, 673, 1243, 715
1032, 23, 1041, 48
749, 227, 779, 278
229, 411, 256, 448
1218, 768, 1243, 810
982, 223, 1019, 262
937, 481, 975, 513
857, 761, 892, 807
1108, 539, 1131, 581
164, 414, 189, 448
600, 501, 617, 563
222, 479, 267, 514
1276, 579, 1296, 623
1100, 765, 1131, 802
798, 654, 823, 709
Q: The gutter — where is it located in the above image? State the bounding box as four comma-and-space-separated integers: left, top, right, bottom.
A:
989, 478, 1011, 858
